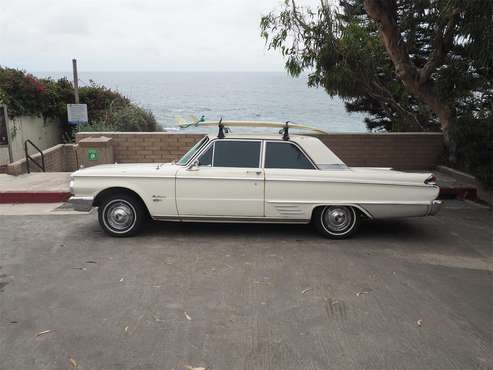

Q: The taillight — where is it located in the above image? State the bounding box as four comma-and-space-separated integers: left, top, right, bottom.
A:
425, 175, 437, 185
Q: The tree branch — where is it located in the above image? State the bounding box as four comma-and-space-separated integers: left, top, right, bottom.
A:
290, 0, 311, 32
363, 0, 454, 137
418, 8, 459, 84
363, 0, 418, 84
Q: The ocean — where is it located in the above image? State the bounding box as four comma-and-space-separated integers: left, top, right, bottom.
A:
35, 71, 368, 133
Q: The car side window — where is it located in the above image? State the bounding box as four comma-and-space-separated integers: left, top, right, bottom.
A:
213, 140, 261, 168
198, 144, 213, 166
265, 142, 315, 169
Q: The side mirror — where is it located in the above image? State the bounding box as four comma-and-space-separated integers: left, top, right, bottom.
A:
187, 160, 200, 171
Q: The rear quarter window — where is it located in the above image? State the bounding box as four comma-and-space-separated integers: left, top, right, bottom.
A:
265, 142, 315, 169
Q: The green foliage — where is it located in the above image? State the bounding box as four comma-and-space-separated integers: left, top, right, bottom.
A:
0, 66, 160, 135
453, 116, 493, 188
260, 0, 492, 132
0, 67, 56, 119
261, 0, 493, 185
78, 105, 160, 132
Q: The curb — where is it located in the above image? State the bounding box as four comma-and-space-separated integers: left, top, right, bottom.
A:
0, 192, 71, 204
439, 187, 478, 201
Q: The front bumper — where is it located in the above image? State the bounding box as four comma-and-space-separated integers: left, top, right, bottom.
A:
428, 200, 442, 216
69, 196, 94, 212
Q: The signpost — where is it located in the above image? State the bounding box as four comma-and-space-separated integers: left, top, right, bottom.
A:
68, 59, 87, 131
67, 103, 88, 125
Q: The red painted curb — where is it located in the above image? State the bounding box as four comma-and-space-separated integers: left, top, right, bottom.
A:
0, 192, 71, 204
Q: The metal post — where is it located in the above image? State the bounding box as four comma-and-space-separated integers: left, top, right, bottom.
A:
2, 105, 13, 163
72, 59, 79, 104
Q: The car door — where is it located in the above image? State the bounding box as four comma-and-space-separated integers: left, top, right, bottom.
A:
176, 139, 264, 217
263, 140, 318, 220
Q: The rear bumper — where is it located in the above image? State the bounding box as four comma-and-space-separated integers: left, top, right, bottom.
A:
428, 200, 442, 216
69, 196, 94, 212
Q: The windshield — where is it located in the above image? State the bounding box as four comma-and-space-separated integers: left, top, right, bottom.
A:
176, 136, 209, 165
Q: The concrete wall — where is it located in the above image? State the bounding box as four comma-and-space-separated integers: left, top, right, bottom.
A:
315, 133, 444, 169
0, 115, 62, 165
6, 144, 78, 176
0, 146, 9, 166
76, 132, 444, 170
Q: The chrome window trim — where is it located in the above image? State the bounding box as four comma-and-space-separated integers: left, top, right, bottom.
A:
197, 142, 214, 167
262, 140, 318, 170
178, 136, 209, 166
187, 137, 318, 170
195, 138, 263, 169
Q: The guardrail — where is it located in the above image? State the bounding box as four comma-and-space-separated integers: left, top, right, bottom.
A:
24, 139, 46, 173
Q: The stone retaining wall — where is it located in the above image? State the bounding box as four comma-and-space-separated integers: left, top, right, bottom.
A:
76, 132, 444, 170
76, 132, 203, 164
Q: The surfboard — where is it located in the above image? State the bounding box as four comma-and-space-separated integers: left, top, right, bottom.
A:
178, 120, 328, 134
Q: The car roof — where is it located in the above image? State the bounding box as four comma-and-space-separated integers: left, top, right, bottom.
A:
204, 133, 345, 166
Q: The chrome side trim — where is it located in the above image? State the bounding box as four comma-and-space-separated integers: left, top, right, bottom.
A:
265, 177, 433, 187
266, 200, 441, 219
176, 176, 262, 181
69, 196, 94, 212
152, 215, 310, 224
73, 175, 176, 179
267, 200, 435, 205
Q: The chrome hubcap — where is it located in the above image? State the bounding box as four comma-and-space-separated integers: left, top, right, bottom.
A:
323, 207, 353, 233
105, 201, 135, 231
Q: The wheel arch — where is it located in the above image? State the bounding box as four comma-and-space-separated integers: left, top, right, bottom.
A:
310, 204, 373, 220
93, 187, 150, 215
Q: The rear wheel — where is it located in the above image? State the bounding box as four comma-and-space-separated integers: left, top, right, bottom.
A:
98, 193, 146, 237
313, 206, 359, 239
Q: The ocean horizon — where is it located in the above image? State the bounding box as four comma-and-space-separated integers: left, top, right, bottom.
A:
35, 71, 368, 133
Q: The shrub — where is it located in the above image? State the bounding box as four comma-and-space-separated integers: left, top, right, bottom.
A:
79, 105, 160, 132
0, 66, 160, 135
454, 115, 493, 188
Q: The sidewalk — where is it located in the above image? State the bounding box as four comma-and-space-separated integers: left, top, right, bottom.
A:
435, 166, 492, 204
0, 172, 70, 203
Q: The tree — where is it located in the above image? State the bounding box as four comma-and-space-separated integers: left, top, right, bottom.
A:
260, 0, 492, 142
362, 0, 492, 151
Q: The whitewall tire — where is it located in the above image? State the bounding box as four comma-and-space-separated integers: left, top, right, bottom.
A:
98, 194, 145, 237
313, 206, 359, 239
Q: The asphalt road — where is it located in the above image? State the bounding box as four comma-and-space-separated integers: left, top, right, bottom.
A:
0, 200, 492, 370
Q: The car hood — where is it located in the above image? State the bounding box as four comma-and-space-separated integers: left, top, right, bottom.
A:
72, 162, 180, 177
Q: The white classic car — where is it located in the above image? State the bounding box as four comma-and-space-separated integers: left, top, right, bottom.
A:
69, 121, 441, 238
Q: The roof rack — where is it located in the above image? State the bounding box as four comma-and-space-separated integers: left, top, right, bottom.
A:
178, 119, 328, 140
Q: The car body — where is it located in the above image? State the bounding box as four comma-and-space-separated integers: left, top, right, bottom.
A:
69, 133, 441, 238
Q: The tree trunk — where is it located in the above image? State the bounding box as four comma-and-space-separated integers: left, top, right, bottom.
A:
363, 0, 456, 159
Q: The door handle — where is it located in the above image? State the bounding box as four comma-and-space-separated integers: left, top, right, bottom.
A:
246, 170, 262, 175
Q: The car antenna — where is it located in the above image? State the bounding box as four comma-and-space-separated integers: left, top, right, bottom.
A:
280, 121, 290, 141
217, 117, 225, 139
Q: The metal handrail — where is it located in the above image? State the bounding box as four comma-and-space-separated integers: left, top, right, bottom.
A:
24, 139, 45, 173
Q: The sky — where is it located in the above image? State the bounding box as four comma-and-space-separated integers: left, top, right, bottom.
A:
1, 0, 323, 72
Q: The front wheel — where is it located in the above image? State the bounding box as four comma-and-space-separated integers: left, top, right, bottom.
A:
98, 194, 146, 237
313, 206, 359, 239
